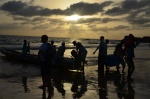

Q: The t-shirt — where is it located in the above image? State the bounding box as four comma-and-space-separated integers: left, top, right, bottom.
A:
98, 41, 107, 56
55, 45, 66, 58
76, 42, 87, 54
39, 43, 53, 61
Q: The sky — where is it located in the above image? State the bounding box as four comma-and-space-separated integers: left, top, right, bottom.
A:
0, 0, 150, 40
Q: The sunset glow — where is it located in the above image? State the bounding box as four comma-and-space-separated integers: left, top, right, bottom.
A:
66, 15, 81, 21
0, 0, 149, 39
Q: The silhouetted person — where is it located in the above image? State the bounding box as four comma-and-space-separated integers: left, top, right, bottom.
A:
55, 42, 66, 67
22, 40, 30, 65
50, 40, 56, 59
38, 35, 53, 99
73, 41, 87, 71
124, 34, 139, 81
105, 39, 109, 70
114, 40, 126, 73
71, 49, 81, 70
93, 36, 107, 71
27, 42, 30, 54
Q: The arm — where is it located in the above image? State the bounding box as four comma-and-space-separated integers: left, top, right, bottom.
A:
133, 41, 139, 48
135, 41, 139, 46
93, 47, 99, 54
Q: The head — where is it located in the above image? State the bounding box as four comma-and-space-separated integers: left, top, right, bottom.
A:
105, 39, 109, 44
24, 40, 27, 44
120, 40, 124, 45
71, 50, 77, 58
62, 42, 65, 46
124, 35, 128, 40
72, 41, 76, 46
41, 35, 48, 43
129, 34, 135, 40
100, 36, 104, 41
51, 40, 54, 45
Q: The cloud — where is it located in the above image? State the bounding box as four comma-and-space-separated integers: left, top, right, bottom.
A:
90, 25, 130, 32
65, 1, 113, 15
0, 1, 112, 17
0, 1, 63, 17
29, 0, 35, 4
101, 18, 120, 23
0, 0, 150, 36
104, 0, 150, 27
0, 23, 24, 30
105, 0, 150, 16
128, 18, 150, 25
112, 25, 129, 30
77, 18, 102, 24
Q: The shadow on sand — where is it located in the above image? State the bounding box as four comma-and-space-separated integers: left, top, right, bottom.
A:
98, 69, 135, 99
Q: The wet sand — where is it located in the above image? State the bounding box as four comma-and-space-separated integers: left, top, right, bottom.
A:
0, 58, 150, 99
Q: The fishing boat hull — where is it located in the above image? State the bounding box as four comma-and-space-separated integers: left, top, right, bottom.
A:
0, 48, 76, 70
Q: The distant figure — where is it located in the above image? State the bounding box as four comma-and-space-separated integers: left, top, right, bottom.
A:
105, 39, 109, 47
50, 40, 56, 59
114, 40, 126, 73
27, 42, 30, 54
93, 36, 107, 71
55, 42, 66, 66
72, 41, 88, 71
22, 40, 30, 65
105, 39, 109, 70
38, 35, 53, 98
124, 34, 139, 81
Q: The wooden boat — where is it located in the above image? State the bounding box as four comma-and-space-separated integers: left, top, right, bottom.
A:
0, 47, 76, 70
0, 47, 39, 64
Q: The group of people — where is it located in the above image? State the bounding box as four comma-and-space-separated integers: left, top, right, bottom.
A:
37, 35, 88, 98
22, 34, 138, 98
93, 34, 139, 81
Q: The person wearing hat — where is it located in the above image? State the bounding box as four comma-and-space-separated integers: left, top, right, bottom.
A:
93, 36, 107, 71
72, 41, 87, 71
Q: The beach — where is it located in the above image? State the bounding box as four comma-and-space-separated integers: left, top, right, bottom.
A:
0, 35, 150, 99
0, 49, 150, 99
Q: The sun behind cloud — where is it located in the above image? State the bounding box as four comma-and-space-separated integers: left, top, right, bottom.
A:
65, 14, 81, 21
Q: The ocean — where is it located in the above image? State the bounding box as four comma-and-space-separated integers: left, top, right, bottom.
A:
0, 35, 150, 78
0, 35, 150, 99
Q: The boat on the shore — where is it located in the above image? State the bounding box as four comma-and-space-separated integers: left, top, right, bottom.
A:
0, 47, 39, 64
0, 47, 76, 70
